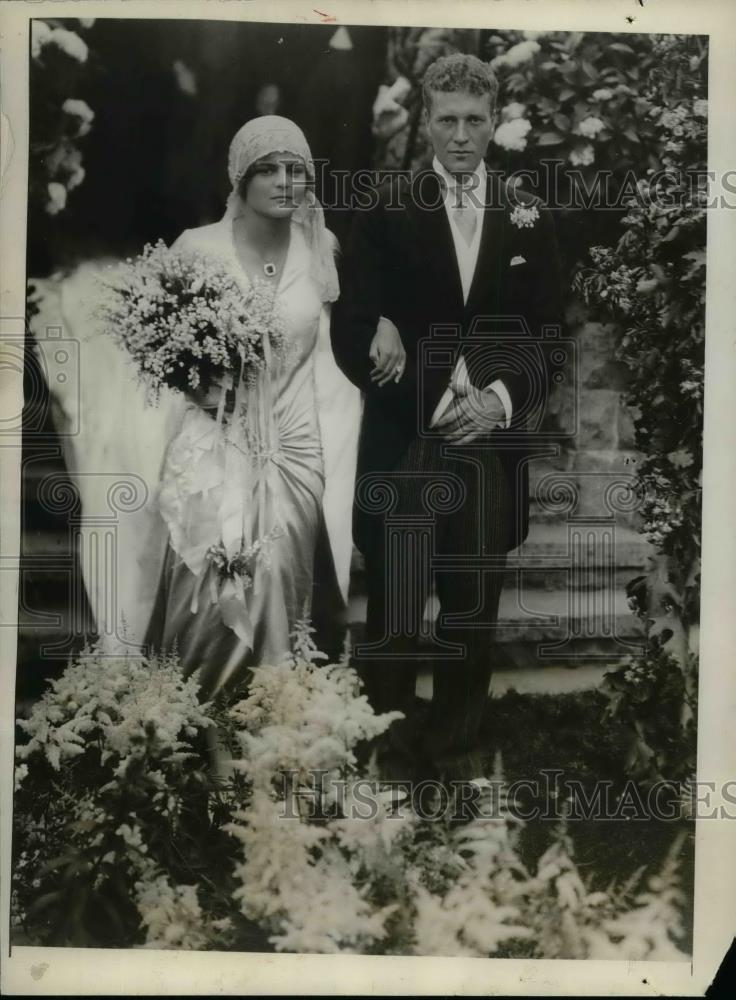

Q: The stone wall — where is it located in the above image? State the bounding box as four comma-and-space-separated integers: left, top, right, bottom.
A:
500, 299, 653, 671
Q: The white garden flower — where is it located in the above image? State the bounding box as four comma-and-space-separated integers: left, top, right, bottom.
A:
569, 144, 595, 167
491, 40, 541, 70
412, 879, 532, 956
333, 782, 415, 862
500, 102, 527, 122
409, 763, 537, 958
225, 628, 405, 953
64, 150, 86, 190
46, 181, 67, 215
30, 20, 52, 59
575, 115, 605, 139
117, 822, 148, 853
692, 99, 708, 118
44, 144, 85, 189
229, 789, 397, 953
49, 27, 89, 63
229, 623, 397, 792
600, 868, 689, 961
61, 98, 95, 137
661, 107, 689, 129
16, 648, 213, 775
493, 118, 532, 152
78, 18, 96, 29
371, 80, 410, 141
135, 875, 210, 950
373, 76, 411, 120
592, 88, 614, 101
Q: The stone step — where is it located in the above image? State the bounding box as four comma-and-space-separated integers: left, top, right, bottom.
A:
346, 583, 644, 660
416, 662, 612, 699
347, 584, 642, 631
526, 448, 644, 529
348, 564, 642, 596
512, 520, 652, 563
22, 518, 649, 571
348, 522, 652, 597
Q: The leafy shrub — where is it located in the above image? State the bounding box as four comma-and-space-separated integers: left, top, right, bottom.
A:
574, 35, 705, 783
12, 648, 227, 947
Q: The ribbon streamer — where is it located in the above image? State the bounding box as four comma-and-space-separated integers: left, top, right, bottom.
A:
160, 301, 283, 654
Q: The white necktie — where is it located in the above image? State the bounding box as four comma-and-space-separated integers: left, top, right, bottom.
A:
451, 184, 477, 246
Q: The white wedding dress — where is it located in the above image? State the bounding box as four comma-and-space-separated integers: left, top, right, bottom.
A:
31, 218, 361, 698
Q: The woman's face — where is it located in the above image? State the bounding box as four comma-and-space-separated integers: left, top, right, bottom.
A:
242, 152, 308, 219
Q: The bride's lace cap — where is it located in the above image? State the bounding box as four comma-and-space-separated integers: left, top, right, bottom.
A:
225, 115, 339, 302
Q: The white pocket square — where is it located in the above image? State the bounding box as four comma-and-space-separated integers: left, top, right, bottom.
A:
510, 255, 527, 266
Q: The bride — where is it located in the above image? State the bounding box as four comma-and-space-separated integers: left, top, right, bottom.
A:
36, 116, 361, 699
145, 115, 363, 698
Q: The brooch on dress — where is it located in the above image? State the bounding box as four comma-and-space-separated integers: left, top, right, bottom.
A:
509, 204, 540, 229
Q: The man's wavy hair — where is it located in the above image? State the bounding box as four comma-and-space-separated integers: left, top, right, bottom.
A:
422, 53, 499, 113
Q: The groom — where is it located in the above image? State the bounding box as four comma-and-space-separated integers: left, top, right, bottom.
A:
331, 54, 562, 781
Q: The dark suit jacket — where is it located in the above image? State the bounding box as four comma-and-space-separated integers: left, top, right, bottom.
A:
330, 167, 563, 553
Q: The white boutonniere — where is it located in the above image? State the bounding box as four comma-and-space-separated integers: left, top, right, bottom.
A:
509, 204, 540, 229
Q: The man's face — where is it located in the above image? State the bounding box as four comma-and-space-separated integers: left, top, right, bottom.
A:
425, 89, 495, 176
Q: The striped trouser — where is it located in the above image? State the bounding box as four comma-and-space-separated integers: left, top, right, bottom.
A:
359, 432, 512, 759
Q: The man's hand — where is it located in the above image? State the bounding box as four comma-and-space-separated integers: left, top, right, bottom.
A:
433, 386, 506, 444
369, 316, 406, 387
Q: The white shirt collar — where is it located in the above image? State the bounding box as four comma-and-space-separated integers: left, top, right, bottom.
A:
432, 155, 487, 197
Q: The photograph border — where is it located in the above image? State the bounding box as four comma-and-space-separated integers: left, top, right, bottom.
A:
2, 0, 735, 994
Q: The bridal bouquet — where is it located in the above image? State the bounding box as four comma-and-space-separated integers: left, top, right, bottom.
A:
98, 239, 287, 403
